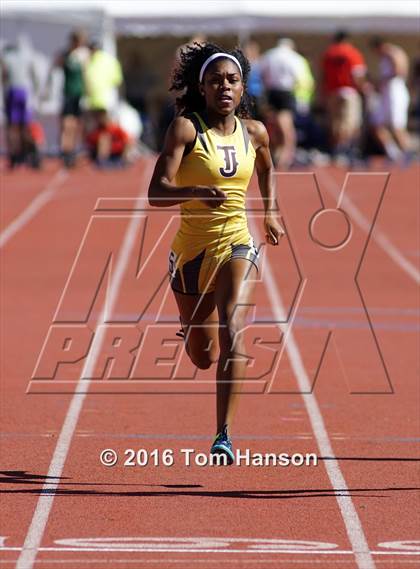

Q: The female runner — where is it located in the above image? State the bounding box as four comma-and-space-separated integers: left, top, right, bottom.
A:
148, 43, 284, 464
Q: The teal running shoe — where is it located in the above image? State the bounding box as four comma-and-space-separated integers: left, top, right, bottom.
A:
210, 425, 235, 465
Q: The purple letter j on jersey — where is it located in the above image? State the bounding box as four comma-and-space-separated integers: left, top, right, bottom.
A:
217, 145, 238, 177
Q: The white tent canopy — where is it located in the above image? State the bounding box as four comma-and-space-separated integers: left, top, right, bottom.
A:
3, 0, 419, 18
2, 0, 420, 36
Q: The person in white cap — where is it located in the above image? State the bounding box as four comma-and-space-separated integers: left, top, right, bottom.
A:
259, 38, 304, 169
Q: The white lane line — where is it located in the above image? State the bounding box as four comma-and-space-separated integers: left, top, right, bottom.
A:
15, 162, 153, 569
2, 561, 355, 566
3, 547, 420, 555
3, 560, 420, 566
316, 169, 420, 285
248, 216, 376, 569
0, 169, 68, 248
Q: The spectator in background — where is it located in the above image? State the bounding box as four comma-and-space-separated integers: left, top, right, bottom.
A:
410, 42, 420, 134
369, 37, 412, 162
259, 38, 303, 169
86, 108, 132, 168
322, 30, 366, 164
1, 43, 39, 169
242, 39, 264, 120
411, 42, 420, 134
84, 41, 123, 114
45, 30, 90, 168
293, 50, 316, 157
294, 52, 315, 117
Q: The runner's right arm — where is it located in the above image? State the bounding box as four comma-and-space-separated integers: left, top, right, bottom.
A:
148, 116, 226, 208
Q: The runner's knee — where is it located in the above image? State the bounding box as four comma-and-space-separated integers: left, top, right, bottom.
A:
218, 316, 245, 353
186, 329, 218, 369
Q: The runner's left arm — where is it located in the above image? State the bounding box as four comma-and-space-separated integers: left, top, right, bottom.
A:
249, 120, 285, 246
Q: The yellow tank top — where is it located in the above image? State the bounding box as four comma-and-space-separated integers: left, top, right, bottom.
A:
173, 112, 256, 253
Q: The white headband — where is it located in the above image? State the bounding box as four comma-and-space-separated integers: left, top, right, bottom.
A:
199, 53, 242, 83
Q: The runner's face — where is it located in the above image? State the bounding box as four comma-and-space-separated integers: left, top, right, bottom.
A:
200, 59, 243, 115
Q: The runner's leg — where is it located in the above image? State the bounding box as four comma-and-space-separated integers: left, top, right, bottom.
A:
214, 258, 257, 433
173, 290, 219, 369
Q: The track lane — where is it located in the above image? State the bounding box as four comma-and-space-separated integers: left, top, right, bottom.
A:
0, 159, 151, 566
0, 161, 63, 238
1, 160, 419, 568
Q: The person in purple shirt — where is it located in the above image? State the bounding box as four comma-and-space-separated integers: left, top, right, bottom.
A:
1, 43, 39, 168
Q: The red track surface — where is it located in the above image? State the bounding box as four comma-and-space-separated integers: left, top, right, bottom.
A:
1, 157, 419, 569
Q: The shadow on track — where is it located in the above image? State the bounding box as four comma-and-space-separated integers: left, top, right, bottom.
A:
0, 470, 70, 484
1, 485, 419, 500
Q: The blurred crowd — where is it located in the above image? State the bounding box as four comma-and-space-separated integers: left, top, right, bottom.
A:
1, 29, 419, 170
1, 30, 138, 170
247, 31, 418, 169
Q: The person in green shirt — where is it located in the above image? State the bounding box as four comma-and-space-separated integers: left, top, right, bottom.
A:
45, 30, 90, 167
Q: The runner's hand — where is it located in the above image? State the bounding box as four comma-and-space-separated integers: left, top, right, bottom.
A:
264, 214, 285, 246
194, 186, 227, 208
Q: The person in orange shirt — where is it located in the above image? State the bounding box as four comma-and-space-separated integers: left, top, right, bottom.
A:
86, 109, 132, 167
322, 30, 367, 164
